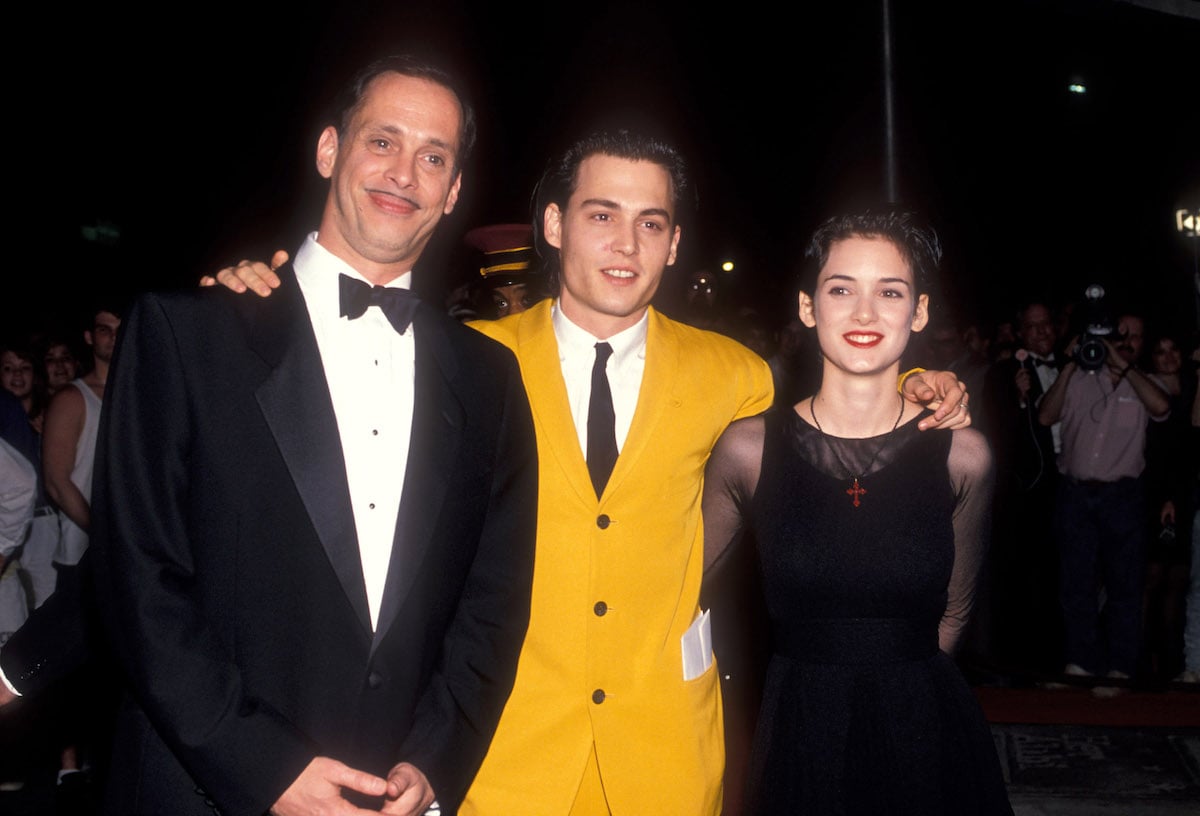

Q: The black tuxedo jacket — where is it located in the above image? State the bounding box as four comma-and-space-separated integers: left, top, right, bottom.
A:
0, 558, 103, 694
90, 265, 537, 816
981, 355, 1060, 495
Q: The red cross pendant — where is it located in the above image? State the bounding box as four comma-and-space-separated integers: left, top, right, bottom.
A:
846, 478, 866, 507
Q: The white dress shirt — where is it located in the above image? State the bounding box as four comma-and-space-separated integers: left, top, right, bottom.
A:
551, 302, 648, 459
294, 233, 414, 630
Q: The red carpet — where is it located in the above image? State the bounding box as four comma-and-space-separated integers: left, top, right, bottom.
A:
974, 686, 1200, 727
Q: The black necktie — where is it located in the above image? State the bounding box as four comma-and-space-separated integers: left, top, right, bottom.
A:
587, 342, 618, 498
338, 273, 421, 334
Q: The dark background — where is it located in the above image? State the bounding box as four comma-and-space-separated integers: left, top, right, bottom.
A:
9, 0, 1199, 340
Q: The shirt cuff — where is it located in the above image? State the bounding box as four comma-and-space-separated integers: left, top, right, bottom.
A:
0, 663, 22, 697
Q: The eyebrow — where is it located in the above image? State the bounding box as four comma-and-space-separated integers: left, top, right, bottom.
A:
367, 124, 456, 153
578, 198, 673, 221
823, 273, 913, 289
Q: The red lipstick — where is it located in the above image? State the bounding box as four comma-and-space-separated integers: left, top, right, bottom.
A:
843, 332, 883, 348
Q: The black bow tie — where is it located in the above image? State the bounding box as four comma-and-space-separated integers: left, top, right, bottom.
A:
1032, 356, 1056, 368
338, 273, 420, 334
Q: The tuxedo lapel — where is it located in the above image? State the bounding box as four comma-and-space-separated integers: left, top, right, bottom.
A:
1028, 358, 1048, 402
250, 266, 372, 633
603, 309, 677, 498
519, 306, 596, 506
1024, 361, 1046, 404
373, 304, 465, 651
1026, 355, 1063, 404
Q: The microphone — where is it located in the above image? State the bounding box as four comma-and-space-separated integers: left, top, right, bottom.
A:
1013, 347, 1049, 487
1014, 349, 1037, 412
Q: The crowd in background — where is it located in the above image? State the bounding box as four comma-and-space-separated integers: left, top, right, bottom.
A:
454, 251, 1200, 693
1, 245, 1197, 812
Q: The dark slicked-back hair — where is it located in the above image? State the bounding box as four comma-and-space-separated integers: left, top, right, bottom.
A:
799, 209, 941, 297
533, 130, 695, 291
88, 298, 126, 326
330, 54, 477, 169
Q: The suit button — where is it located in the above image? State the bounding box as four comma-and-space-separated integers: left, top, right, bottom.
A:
594, 601, 607, 616
367, 671, 383, 689
592, 689, 606, 704
596, 514, 611, 529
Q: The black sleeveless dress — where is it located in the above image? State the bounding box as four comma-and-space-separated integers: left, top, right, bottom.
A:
721, 409, 1012, 815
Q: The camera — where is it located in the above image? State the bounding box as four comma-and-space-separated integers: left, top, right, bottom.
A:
1074, 284, 1116, 371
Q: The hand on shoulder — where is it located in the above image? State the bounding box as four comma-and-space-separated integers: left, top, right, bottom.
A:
199, 250, 289, 296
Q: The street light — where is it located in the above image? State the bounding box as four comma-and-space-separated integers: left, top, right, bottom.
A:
1177, 208, 1198, 238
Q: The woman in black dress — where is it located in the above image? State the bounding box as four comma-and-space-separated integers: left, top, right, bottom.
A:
704, 211, 1011, 815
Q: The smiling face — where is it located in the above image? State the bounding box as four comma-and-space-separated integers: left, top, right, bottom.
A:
43, 342, 78, 391
798, 237, 928, 376
1, 350, 33, 400
1017, 303, 1057, 357
544, 154, 681, 339
316, 72, 464, 284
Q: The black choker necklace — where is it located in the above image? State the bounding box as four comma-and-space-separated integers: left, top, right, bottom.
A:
809, 395, 905, 507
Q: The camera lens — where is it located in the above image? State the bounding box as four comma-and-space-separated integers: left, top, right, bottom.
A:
1077, 336, 1107, 370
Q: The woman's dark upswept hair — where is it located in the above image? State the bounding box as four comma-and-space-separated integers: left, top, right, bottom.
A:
532, 130, 695, 292
799, 209, 942, 297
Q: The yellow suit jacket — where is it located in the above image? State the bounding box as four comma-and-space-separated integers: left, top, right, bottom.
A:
463, 301, 773, 815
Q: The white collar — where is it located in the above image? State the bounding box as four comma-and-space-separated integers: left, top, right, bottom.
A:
551, 301, 649, 364
294, 232, 413, 312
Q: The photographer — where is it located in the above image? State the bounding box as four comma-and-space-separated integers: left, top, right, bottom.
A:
1038, 311, 1170, 695
978, 300, 1064, 675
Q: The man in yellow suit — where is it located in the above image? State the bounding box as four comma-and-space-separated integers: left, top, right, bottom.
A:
463, 131, 969, 815
463, 131, 770, 816
212, 129, 969, 815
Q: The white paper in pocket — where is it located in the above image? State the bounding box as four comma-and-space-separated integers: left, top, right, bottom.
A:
681, 608, 713, 681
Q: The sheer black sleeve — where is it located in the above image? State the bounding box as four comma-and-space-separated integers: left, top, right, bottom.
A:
703, 414, 767, 574
939, 427, 995, 653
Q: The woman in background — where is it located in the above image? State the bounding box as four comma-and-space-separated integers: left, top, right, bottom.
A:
1, 345, 46, 435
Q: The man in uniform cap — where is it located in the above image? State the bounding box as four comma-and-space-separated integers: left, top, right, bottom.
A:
464, 223, 549, 319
